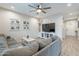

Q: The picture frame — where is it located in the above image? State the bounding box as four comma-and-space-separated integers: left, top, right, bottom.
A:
23, 21, 29, 30
10, 18, 20, 31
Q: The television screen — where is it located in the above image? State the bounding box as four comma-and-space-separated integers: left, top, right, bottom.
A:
42, 23, 55, 32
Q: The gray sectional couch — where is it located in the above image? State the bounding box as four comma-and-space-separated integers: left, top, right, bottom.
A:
33, 38, 61, 56
0, 34, 61, 56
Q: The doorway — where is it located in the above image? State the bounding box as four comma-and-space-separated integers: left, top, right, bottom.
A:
64, 19, 78, 39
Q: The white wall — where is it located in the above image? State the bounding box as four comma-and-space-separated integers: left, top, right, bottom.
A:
55, 16, 63, 40
41, 15, 63, 40
64, 20, 77, 36
0, 8, 39, 42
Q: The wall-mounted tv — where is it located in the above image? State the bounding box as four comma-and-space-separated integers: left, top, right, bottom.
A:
42, 23, 55, 32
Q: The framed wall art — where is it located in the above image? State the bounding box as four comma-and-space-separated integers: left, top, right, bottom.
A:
9, 18, 20, 31
22, 20, 29, 30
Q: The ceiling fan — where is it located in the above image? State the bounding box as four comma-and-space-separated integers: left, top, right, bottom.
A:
28, 4, 51, 14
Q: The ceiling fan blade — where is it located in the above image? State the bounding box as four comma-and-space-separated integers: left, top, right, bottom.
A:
28, 5, 36, 8
41, 10, 46, 13
43, 7, 51, 9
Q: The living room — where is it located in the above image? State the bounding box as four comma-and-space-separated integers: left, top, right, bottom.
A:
0, 3, 79, 56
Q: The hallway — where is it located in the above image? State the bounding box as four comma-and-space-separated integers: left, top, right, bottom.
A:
61, 36, 79, 56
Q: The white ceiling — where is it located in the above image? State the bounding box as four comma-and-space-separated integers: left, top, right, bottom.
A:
0, 3, 79, 19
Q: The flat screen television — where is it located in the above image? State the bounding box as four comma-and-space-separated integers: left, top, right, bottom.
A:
42, 23, 55, 32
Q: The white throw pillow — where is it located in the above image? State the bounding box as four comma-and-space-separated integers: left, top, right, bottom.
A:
21, 37, 35, 45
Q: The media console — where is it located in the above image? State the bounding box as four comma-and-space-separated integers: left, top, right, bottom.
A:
39, 32, 55, 39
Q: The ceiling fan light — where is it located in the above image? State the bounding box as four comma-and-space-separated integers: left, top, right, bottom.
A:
37, 9, 41, 13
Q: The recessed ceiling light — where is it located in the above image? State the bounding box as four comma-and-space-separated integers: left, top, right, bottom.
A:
69, 13, 73, 15
67, 3, 72, 7
11, 6, 15, 9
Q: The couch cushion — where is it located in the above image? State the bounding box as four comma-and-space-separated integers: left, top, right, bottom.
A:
26, 41, 39, 53
1, 41, 39, 56
35, 38, 52, 49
